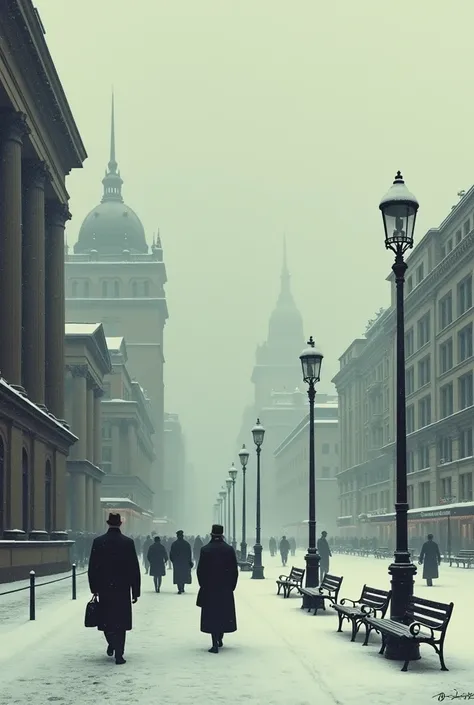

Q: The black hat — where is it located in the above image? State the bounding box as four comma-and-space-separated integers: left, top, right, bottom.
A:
211, 524, 224, 537
176, 529, 184, 536
107, 513, 122, 527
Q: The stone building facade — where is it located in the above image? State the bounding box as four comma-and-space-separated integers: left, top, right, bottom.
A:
274, 396, 339, 539
64, 324, 111, 533
332, 186, 474, 549
164, 412, 186, 527
100, 338, 155, 515
65, 99, 168, 515
0, 2, 86, 581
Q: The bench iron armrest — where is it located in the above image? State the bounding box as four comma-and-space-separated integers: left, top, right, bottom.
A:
408, 621, 435, 639
278, 575, 289, 581
360, 604, 378, 616
340, 598, 357, 607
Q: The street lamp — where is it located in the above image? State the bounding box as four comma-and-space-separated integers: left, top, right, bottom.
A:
225, 478, 232, 542
300, 336, 323, 605
251, 418, 265, 579
380, 171, 419, 663
219, 488, 227, 529
229, 462, 238, 550
238, 443, 249, 563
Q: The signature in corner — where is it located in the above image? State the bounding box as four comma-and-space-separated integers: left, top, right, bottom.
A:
433, 691, 474, 702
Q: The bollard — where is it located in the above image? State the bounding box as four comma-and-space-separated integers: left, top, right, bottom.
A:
29, 570, 36, 621
72, 563, 77, 600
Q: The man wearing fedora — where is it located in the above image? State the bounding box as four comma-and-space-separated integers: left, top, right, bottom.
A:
88, 513, 141, 665
196, 524, 238, 653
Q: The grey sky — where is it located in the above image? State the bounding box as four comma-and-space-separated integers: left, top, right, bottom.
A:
37, 0, 474, 516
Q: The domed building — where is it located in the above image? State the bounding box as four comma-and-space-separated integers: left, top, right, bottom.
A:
65, 97, 169, 517
74, 100, 148, 256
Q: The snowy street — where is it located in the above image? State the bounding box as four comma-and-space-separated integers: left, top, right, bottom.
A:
0, 553, 472, 705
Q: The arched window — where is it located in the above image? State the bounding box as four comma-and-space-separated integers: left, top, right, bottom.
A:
45, 460, 52, 534
143, 280, 149, 297
22, 449, 29, 534
72, 281, 78, 297
102, 280, 108, 298
114, 280, 120, 298
132, 281, 137, 297
0, 437, 4, 537
84, 280, 90, 298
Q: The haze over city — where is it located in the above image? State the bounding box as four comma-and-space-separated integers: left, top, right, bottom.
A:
32, 0, 474, 523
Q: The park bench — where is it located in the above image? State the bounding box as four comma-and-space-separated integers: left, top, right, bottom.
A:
374, 547, 390, 559
276, 566, 305, 597
363, 595, 454, 671
298, 573, 343, 615
238, 553, 254, 571
449, 549, 474, 568
332, 585, 391, 642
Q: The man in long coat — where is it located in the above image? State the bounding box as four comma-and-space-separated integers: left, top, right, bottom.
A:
197, 524, 238, 653
88, 513, 141, 665
170, 530, 193, 594
317, 530, 332, 579
418, 533, 441, 586
147, 536, 168, 592
193, 535, 204, 566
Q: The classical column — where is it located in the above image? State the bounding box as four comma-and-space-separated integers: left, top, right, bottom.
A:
22, 160, 48, 405
45, 201, 71, 418
74, 473, 86, 532
51, 451, 68, 538
112, 422, 121, 474
128, 423, 136, 472
86, 387, 94, 461
86, 475, 94, 532
71, 366, 88, 459
0, 111, 28, 386
93, 480, 102, 533
93, 391, 103, 467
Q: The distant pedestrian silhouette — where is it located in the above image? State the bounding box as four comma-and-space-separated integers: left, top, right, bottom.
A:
147, 536, 168, 592
418, 534, 441, 586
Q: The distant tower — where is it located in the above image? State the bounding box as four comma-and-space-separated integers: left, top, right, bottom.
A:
65, 94, 169, 516
251, 237, 305, 409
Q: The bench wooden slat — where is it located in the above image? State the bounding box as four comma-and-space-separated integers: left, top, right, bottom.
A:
333, 584, 391, 642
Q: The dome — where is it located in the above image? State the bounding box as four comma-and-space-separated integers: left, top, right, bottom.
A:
267, 242, 305, 348
74, 94, 148, 255
75, 199, 148, 255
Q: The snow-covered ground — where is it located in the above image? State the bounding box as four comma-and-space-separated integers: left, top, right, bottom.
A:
0, 553, 472, 705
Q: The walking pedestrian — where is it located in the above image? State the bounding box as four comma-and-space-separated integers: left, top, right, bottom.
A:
193, 535, 204, 567
142, 535, 153, 574
87, 513, 141, 665
170, 530, 193, 594
196, 524, 238, 653
269, 537, 276, 557
147, 536, 168, 592
418, 534, 441, 586
279, 536, 290, 566
317, 531, 332, 579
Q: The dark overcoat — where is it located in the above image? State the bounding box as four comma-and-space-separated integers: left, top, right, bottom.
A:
170, 537, 193, 585
147, 542, 168, 577
197, 538, 238, 634
419, 540, 441, 579
193, 536, 204, 562
279, 538, 290, 556
88, 528, 141, 632
317, 537, 331, 574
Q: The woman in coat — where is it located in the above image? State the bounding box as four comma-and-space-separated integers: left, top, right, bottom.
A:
418, 533, 441, 586
147, 536, 168, 592
197, 524, 238, 653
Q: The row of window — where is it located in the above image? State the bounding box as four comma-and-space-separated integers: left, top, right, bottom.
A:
0, 441, 53, 535
440, 473, 473, 503
405, 273, 473, 357
406, 371, 473, 432
70, 280, 152, 298
406, 428, 473, 475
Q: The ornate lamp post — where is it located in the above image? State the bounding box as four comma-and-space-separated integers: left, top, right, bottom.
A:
300, 337, 323, 605
225, 478, 232, 540
219, 488, 227, 528
251, 418, 265, 579
380, 171, 419, 662
229, 462, 238, 550
238, 443, 249, 563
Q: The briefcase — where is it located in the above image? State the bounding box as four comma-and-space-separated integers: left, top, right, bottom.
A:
84, 595, 101, 628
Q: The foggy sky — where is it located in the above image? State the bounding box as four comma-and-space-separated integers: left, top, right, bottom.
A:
37, 0, 474, 522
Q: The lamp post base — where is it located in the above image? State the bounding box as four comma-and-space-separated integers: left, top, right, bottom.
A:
302, 550, 320, 609
385, 558, 420, 662
252, 543, 265, 579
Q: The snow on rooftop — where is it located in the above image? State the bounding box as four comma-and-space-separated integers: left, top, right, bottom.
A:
65, 323, 101, 336
106, 337, 124, 351
0, 379, 75, 434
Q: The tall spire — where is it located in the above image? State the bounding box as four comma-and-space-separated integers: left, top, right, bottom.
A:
279, 234, 292, 302
101, 91, 123, 203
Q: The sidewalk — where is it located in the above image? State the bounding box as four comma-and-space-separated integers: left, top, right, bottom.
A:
0, 554, 470, 705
